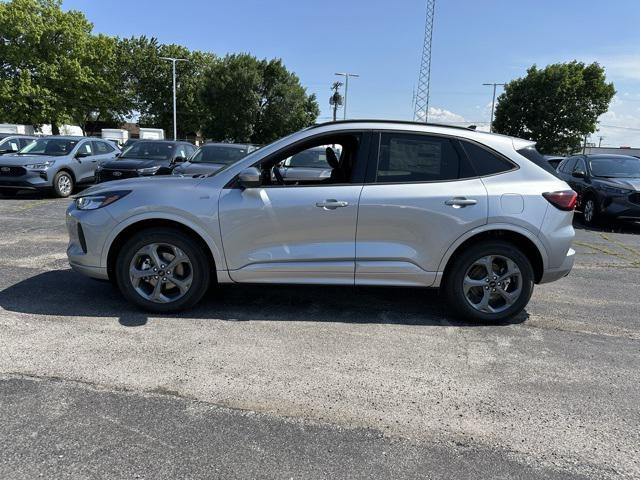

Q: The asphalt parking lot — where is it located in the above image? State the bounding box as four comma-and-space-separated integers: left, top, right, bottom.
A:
0, 193, 639, 479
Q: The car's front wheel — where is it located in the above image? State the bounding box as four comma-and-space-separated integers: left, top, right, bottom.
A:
582, 196, 599, 226
443, 240, 534, 323
115, 228, 211, 313
52, 171, 74, 198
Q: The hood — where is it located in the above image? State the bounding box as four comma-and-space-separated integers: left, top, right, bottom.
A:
0, 154, 61, 166
173, 161, 225, 176
101, 158, 169, 170
78, 174, 208, 197
595, 177, 640, 191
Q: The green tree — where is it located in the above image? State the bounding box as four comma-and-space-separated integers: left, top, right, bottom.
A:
200, 54, 319, 143
492, 61, 615, 154
119, 36, 216, 137
0, 0, 129, 133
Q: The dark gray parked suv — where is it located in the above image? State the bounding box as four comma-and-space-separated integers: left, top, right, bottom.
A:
0, 136, 119, 197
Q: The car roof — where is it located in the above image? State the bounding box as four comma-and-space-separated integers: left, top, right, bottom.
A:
584, 154, 640, 160
202, 142, 249, 149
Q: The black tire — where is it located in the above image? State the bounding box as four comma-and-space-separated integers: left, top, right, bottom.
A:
443, 240, 535, 323
582, 195, 599, 227
52, 171, 74, 198
114, 228, 211, 313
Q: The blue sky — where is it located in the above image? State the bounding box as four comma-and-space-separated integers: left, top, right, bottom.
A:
65, 0, 640, 146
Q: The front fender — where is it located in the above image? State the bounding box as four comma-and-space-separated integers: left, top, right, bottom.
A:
99, 211, 226, 271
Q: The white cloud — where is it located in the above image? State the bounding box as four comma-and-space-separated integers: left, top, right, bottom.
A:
415, 106, 466, 124
599, 54, 640, 82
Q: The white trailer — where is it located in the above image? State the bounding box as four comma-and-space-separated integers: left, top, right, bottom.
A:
139, 128, 165, 140
101, 129, 129, 147
0, 124, 35, 135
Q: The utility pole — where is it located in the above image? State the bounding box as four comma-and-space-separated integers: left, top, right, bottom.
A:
413, 0, 436, 122
482, 82, 505, 132
598, 136, 605, 147
329, 81, 343, 122
160, 57, 188, 140
335, 73, 359, 120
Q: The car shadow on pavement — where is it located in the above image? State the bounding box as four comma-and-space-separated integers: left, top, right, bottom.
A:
573, 215, 640, 234
0, 269, 528, 328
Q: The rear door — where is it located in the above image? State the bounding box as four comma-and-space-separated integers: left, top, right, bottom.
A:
355, 131, 488, 286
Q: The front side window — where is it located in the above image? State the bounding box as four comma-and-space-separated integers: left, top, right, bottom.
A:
376, 133, 460, 183
560, 157, 578, 173
255, 133, 362, 187
573, 158, 586, 173
19, 138, 79, 156
78, 142, 93, 156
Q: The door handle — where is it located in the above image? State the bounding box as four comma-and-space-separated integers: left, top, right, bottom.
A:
445, 197, 477, 208
316, 199, 349, 210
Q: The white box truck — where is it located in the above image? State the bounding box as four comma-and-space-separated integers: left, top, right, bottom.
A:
0, 124, 35, 135
139, 128, 165, 140
101, 129, 129, 147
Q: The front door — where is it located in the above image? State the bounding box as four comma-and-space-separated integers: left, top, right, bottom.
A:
218, 132, 367, 284
74, 141, 95, 183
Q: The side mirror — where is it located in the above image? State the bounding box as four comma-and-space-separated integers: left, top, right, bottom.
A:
173, 156, 186, 164
572, 170, 586, 179
76, 151, 91, 159
114, 152, 120, 158
237, 167, 261, 188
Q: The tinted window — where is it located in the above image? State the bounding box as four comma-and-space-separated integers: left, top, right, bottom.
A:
589, 156, 640, 178
78, 142, 93, 155
516, 145, 558, 175
192, 145, 250, 164
376, 133, 460, 183
288, 148, 330, 168
561, 157, 578, 173
93, 141, 114, 154
19, 138, 34, 149
460, 141, 515, 176
573, 158, 586, 173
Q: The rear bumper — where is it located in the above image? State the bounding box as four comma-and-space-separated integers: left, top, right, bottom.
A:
539, 247, 575, 284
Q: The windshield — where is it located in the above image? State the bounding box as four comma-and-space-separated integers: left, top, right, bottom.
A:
589, 156, 640, 178
191, 145, 248, 164
120, 141, 174, 161
19, 138, 79, 156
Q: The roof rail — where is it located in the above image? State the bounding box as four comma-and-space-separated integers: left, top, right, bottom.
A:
309, 119, 477, 132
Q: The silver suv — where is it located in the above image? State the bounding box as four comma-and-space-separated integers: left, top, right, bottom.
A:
66, 121, 576, 322
0, 136, 119, 197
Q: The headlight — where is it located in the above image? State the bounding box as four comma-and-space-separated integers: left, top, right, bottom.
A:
137, 165, 161, 175
75, 190, 131, 210
25, 160, 55, 169
601, 185, 633, 195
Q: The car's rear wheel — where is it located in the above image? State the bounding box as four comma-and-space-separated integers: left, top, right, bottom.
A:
115, 228, 211, 313
443, 240, 534, 323
53, 171, 74, 198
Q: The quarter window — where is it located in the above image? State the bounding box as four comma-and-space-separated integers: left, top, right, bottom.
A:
460, 140, 515, 176
376, 133, 461, 183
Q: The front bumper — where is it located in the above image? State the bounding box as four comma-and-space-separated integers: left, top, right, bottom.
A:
600, 194, 640, 220
66, 204, 115, 280
539, 247, 575, 284
0, 167, 53, 189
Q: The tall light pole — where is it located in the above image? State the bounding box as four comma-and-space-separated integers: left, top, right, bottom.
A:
335, 72, 359, 120
160, 57, 188, 140
482, 82, 505, 132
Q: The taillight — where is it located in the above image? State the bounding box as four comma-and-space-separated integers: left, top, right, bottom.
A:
542, 190, 577, 211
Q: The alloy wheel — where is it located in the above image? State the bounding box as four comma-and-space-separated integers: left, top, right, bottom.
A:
129, 243, 193, 303
462, 255, 523, 314
57, 175, 72, 196
583, 199, 595, 223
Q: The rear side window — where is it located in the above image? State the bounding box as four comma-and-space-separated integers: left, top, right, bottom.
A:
376, 133, 460, 183
517, 145, 558, 175
460, 140, 515, 176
